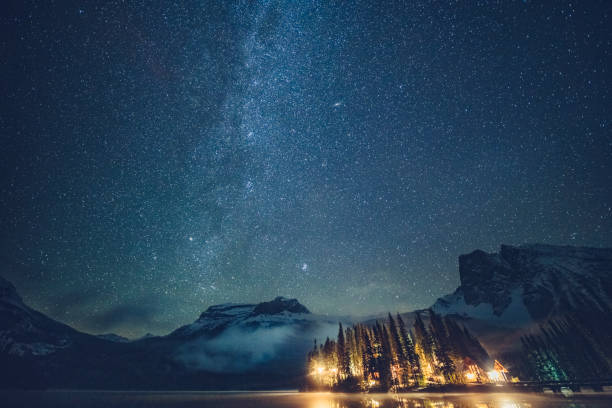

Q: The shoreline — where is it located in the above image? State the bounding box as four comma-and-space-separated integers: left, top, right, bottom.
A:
302, 383, 612, 395
2, 387, 612, 396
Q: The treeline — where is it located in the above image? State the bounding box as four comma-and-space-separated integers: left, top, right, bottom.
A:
521, 307, 612, 382
306, 309, 492, 391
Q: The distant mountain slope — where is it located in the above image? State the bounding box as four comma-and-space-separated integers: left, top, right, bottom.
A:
95, 333, 130, 343
0, 275, 130, 388
0, 275, 90, 357
2, 243, 610, 389
169, 296, 314, 339
165, 296, 340, 374
432, 244, 612, 326
427, 243, 612, 370
0, 276, 340, 389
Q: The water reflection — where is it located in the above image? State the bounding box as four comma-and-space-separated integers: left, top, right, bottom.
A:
1, 390, 610, 408
305, 393, 604, 408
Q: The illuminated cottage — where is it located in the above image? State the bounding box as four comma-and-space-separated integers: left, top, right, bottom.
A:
461, 357, 486, 383
487, 360, 509, 383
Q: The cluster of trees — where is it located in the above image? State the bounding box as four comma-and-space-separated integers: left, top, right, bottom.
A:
521, 307, 612, 382
306, 310, 492, 391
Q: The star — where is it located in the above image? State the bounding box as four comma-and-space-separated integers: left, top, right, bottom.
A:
2, 0, 610, 338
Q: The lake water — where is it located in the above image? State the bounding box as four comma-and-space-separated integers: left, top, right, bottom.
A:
2, 390, 612, 408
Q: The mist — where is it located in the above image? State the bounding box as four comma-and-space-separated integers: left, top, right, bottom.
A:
174, 320, 342, 373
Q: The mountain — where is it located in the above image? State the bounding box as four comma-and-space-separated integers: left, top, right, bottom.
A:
164, 296, 342, 379
0, 275, 87, 357
427, 243, 612, 371
169, 296, 313, 338
3, 243, 610, 389
96, 333, 130, 343
0, 277, 340, 389
136, 332, 157, 340
0, 276, 124, 388
432, 244, 612, 326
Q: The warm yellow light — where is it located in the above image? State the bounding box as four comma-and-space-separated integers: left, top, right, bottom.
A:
331, 368, 338, 373
317, 366, 324, 374
465, 372, 476, 380
487, 370, 501, 381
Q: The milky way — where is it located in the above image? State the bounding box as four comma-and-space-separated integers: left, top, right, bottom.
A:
1, 1, 611, 337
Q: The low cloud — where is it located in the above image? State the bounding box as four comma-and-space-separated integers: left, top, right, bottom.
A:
175, 325, 296, 373
88, 303, 160, 332
174, 319, 343, 373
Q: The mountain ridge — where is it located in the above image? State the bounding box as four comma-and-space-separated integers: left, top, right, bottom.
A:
1, 243, 611, 389
433, 243, 612, 326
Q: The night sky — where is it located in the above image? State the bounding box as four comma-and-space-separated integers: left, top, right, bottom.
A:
1, 1, 611, 338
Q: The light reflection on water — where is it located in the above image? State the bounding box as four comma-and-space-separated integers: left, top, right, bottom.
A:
2, 391, 611, 408
304, 392, 610, 408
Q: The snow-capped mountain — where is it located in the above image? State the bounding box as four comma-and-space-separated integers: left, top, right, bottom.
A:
4, 243, 610, 388
0, 277, 340, 388
169, 296, 314, 338
167, 297, 341, 374
432, 244, 612, 326
0, 275, 81, 356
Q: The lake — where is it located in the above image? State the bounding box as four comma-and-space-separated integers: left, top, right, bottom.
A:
2, 390, 612, 408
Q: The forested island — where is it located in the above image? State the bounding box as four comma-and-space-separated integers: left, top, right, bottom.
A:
305, 310, 508, 392
305, 307, 612, 393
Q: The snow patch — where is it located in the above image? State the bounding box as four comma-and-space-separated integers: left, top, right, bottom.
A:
433, 289, 532, 328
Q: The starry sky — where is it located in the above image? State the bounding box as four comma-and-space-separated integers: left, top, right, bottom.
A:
1, 1, 611, 338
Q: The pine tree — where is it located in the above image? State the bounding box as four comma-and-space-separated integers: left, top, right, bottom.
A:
397, 313, 422, 385
337, 323, 351, 378
461, 325, 490, 367
305, 311, 502, 389
387, 314, 403, 363
362, 327, 376, 383
375, 322, 394, 390
323, 337, 337, 375
429, 309, 457, 383
413, 311, 436, 381
348, 325, 364, 380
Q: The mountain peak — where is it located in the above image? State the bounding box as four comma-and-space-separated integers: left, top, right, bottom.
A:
201, 302, 255, 316
170, 297, 311, 338
434, 243, 612, 324
251, 296, 310, 316
0, 275, 23, 305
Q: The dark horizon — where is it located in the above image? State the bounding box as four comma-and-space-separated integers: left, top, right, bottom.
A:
2, 1, 611, 338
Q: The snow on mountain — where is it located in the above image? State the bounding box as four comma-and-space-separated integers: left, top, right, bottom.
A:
0, 274, 338, 373
251, 296, 310, 315
3, 243, 609, 387
0, 276, 82, 356
432, 244, 612, 326
170, 303, 257, 337
169, 297, 343, 373
2, 278, 146, 349
0, 276, 343, 387
169, 296, 315, 338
